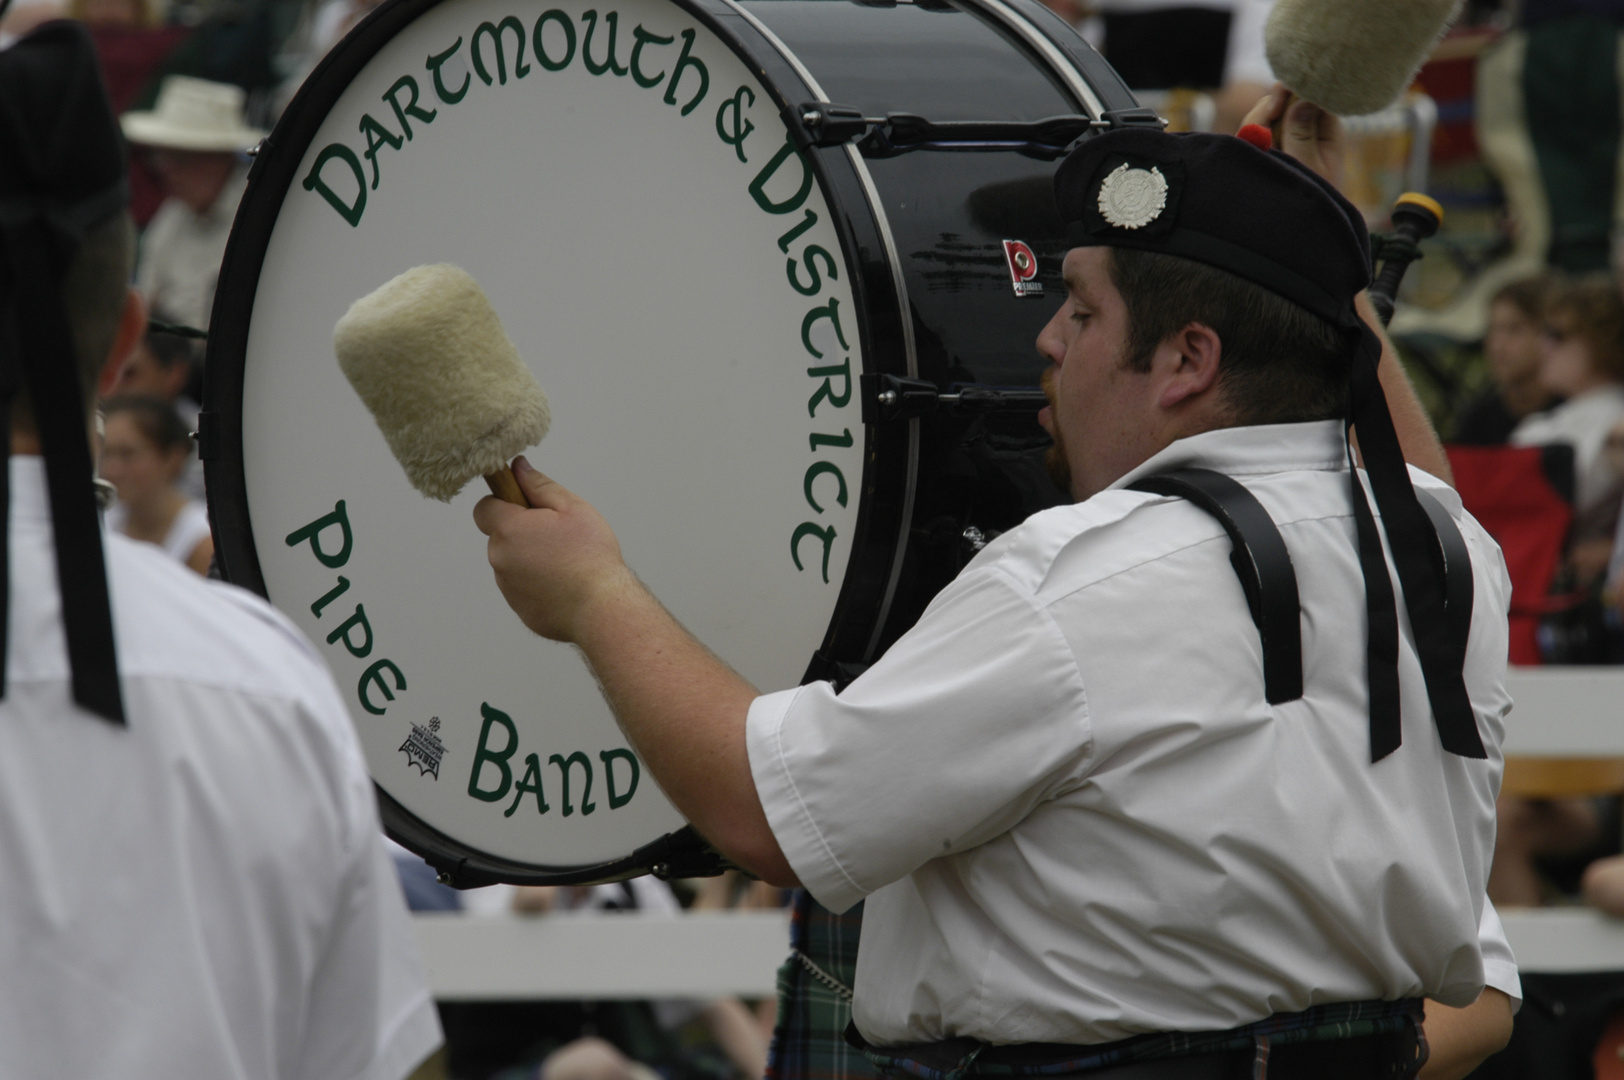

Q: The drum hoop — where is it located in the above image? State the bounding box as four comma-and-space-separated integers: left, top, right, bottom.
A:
202, 0, 921, 881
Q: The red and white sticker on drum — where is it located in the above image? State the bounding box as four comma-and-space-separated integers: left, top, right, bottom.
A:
1002, 240, 1042, 297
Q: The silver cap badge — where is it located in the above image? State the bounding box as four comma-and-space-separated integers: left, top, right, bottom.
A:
1097, 163, 1168, 230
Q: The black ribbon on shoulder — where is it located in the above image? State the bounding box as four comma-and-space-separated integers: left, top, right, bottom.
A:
1345, 327, 1480, 762
0, 22, 129, 725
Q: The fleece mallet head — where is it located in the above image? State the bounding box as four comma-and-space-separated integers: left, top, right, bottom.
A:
334, 264, 550, 504
1265, 0, 1464, 117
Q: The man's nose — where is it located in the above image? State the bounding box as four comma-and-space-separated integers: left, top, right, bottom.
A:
1035, 309, 1065, 366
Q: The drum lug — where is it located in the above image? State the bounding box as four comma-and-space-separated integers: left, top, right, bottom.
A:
631, 825, 735, 879
195, 410, 219, 462
962, 525, 996, 554
863, 373, 940, 424
795, 101, 871, 148
863, 374, 1049, 424
1097, 107, 1167, 131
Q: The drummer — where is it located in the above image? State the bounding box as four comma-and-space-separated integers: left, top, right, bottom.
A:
476, 91, 1517, 1079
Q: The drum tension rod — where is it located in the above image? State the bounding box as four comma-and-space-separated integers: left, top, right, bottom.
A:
795, 104, 1163, 157
861, 374, 1048, 424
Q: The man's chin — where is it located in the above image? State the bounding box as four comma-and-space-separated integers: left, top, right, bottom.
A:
1045, 443, 1072, 496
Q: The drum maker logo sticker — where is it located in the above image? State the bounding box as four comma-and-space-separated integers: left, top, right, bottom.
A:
401, 716, 448, 780
1002, 240, 1042, 298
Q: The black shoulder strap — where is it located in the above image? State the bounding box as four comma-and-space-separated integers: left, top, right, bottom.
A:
1128, 468, 1303, 705
1415, 488, 1474, 673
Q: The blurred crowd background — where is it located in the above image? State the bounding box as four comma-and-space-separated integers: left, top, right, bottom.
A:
7, 0, 1624, 1074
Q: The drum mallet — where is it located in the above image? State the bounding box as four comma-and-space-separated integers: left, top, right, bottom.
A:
1265, 0, 1462, 135
333, 263, 550, 507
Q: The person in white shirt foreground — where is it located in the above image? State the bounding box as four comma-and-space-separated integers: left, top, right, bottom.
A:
0, 24, 441, 1079
474, 92, 1518, 1079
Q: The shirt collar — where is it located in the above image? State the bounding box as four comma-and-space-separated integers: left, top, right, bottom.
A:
1110, 420, 1348, 492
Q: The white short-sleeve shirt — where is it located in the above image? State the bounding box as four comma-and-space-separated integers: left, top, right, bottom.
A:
748, 422, 1517, 1047
0, 457, 442, 1079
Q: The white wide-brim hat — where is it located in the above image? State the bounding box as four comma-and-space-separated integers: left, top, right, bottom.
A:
120, 75, 268, 153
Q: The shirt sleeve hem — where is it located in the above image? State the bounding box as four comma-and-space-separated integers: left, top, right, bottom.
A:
340, 990, 443, 1080
746, 686, 868, 913
1480, 959, 1523, 1014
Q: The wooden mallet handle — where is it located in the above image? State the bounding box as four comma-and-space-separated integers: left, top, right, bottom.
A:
484, 466, 531, 507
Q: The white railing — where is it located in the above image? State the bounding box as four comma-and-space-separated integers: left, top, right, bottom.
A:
409, 669, 1624, 998
413, 909, 790, 1000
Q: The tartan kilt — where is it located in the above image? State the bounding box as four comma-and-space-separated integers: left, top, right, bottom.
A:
767, 891, 882, 1080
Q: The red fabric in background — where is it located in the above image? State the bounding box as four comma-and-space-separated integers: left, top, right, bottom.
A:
1414, 29, 1500, 166
1446, 444, 1575, 665
88, 23, 191, 226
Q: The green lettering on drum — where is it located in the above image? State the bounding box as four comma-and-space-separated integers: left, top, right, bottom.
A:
532, 9, 576, 70
504, 753, 551, 816
326, 603, 375, 658
600, 749, 640, 809
580, 10, 629, 76
629, 24, 673, 87
285, 500, 353, 567
791, 522, 838, 583
662, 28, 707, 114
382, 75, 437, 138
748, 134, 813, 215
468, 701, 519, 801
426, 37, 472, 103
358, 113, 403, 190
550, 751, 596, 816
359, 659, 407, 715
715, 86, 755, 162
301, 144, 367, 227
471, 16, 530, 84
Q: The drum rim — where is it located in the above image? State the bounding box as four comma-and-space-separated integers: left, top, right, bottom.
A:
202, 0, 921, 883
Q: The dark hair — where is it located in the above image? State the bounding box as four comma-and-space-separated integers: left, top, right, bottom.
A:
1107, 248, 1353, 425
101, 394, 192, 454
1543, 274, 1624, 382
11, 212, 136, 435
143, 325, 195, 371
1490, 274, 1549, 323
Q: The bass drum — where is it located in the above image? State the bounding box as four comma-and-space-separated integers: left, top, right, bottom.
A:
204, 0, 1143, 885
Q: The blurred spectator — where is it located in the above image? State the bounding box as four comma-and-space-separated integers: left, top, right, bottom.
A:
1454, 276, 1559, 444
67, 0, 191, 226
110, 326, 205, 499
135, 0, 295, 125
274, 0, 383, 110
1510, 275, 1624, 519
0, 0, 64, 44
100, 395, 214, 575
121, 74, 265, 332
1489, 793, 1605, 908
1603, 417, 1624, 638
1079, 0, 1275, 131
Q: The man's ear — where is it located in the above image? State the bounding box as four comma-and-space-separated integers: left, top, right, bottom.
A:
97, 288, 147, 399
1156, 322, 1222, 409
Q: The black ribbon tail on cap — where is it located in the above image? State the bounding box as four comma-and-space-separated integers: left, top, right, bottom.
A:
1347, 327, 1482, 761
1345, 432, 1402, 762
2, 221, 125, 725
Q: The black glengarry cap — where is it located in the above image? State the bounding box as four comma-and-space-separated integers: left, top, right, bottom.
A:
1054, 127, 1372, 327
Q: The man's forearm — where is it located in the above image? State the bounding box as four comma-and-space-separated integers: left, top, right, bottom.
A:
573, 579, 797, 884
1419, 989, 1513, 1080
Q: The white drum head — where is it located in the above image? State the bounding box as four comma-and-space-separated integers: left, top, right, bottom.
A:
218, 0, 866, 876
